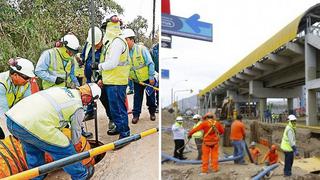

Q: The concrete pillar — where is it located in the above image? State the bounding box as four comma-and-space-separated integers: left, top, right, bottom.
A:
305, 34, 318, 126
259, 98, 267, 122
287, 98, 294, 114
214, 95, 218, 107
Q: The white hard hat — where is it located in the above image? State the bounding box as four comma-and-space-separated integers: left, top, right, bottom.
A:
10, 58, 35, 78
193, 114, 201, 120
87, 26, 103, 45
61, 34, 80, 52
88, 83, 101, 100
250, 141, 256, 146
287, 114, 297, 121
176, 116, 183, 122
121, 28, 135, 39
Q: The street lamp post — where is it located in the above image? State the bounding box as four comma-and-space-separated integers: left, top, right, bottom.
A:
173, 89, 193, 115
171, 79, 188, 106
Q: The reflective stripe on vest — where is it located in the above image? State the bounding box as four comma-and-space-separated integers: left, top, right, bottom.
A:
42, 48, 74, 89
0, 71, 29, 108
280, 125, 294, 152
129, 45, 149, 82
74, 57, 84, 78
192, 121, 203, 138
100, 37, 130, 85
6, 87, 82, 147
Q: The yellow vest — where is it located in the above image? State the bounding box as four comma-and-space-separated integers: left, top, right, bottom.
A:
42, 48, 74, 89
100, 37, 130, 85
280, 124, 295, 152
6, 87, 82, 147
74, 57, 84, 78
0, 71, 29, 108
129, 45, 149, 82
192, 121, 203, 138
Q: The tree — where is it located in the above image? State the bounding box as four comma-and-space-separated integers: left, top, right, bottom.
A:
126, 16, 148, 45
0, 0, 123, 71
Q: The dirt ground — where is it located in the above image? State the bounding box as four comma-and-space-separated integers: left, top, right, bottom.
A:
47, 94, 159, 180
161, 110, 320, 180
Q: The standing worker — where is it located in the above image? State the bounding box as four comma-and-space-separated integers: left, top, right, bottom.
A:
249, 141, 261, 165
91, 16, 131, 139
172, 116, 187, 160
122, 28, 157, 124
188, 113, 224, 174
35, 33, 80, 89
5, 83, 100, 180
192, 114, 203, 160
230, 114, 246, 164
281, 114, 299, 177
0, 58, 35, 137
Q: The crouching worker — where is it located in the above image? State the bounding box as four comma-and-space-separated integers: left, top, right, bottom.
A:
249, 141, 261, 165
262, 144, 279, 165
5, 83, 101, 180
188, 113, 224, 175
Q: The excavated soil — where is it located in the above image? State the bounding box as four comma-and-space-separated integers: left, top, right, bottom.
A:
46, 94, 159, 180
161, 110, 320, 180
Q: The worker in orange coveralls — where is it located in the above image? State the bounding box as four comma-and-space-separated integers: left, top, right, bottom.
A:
188, 112, 224, 175
262, 144, 279, 165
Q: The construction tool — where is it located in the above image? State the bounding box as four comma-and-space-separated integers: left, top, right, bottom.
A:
244, 141, 254, 163
138, 81, 159, 91
3, 128, 158, 180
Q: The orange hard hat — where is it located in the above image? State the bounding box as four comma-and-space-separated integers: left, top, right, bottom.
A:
271, 145, 277, 151
203, 112, 214, 120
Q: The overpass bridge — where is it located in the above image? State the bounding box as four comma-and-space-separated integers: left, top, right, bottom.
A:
198, 4, 320, 126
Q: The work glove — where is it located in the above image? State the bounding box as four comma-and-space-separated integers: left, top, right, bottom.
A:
55, 77, 65, 85
292, 146, 299, 156
91, 62, 99, 70
149, 78, 155, 86
187, 135, 192, 139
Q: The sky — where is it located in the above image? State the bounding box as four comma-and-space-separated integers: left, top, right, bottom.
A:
161, 0, 320, 107
113, 0, 160, 35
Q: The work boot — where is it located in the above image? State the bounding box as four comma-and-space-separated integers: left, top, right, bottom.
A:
107, 127, 119, 136
150, 114, 156, 121
132, 116, 139, 124
180, 156, 187, 160
83, 113, 96, 122
108, 122, 116, 130
81, 129, 93, 139
85, 165, 95, 180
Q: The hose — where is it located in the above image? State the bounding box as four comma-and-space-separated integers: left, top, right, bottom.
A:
251, 163, 279, 180
161, 152, 243, 164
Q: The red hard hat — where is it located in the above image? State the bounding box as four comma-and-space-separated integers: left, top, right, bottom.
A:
271, 145, 277, 151
203, 112, 214, 120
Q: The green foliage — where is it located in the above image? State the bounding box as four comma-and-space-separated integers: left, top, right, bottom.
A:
0, 0, 123, 72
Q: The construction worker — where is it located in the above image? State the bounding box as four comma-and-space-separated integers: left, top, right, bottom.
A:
5, 83, 100, 180
80, 26, 112, 131
188, 112, 224, 174
35, 33, 80, 89
0, 58, 35, 137
150, 42, 159, 111
172, 116, 187, 160
91, 16, 131, 139
262, 144, 279, 165
281, 114, 299, 177
122, 28, 157, 124
192, 114, 203, 160
230, 114, 246, 164
249, 141, 261, 165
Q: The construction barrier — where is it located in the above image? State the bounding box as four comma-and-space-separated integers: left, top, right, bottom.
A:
251, 163, 279, 180
3, 128, 158, 180
161, 152, 243, 164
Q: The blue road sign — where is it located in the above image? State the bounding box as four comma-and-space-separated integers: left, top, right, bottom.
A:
161, 69, 170, 79
162, 13, 212, 42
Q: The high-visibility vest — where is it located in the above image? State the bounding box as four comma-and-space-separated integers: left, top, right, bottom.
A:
100, 37, 130, 85
192, 121, 203, 138
6, 87, 82, 147
0, 71, 29, 108
74, 57, 84, 78
280, 124, 295, 152
129, 45, 149, 82
41, 48, 74, 89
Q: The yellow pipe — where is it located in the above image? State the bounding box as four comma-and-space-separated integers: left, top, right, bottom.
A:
139, 82, 159, 91
140, 128, 158, 138
3, 128, 158, 180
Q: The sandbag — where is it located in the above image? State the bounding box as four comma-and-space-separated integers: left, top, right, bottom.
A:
0, 135, 28, 178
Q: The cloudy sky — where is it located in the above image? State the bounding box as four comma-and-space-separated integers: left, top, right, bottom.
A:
161, 0, 319, 107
